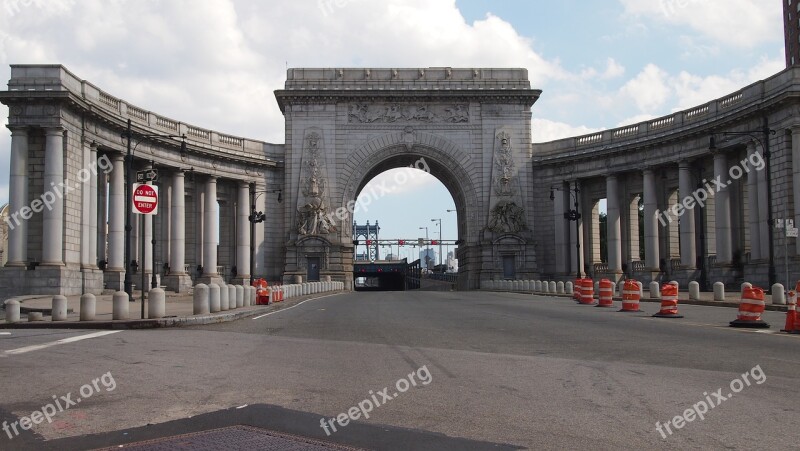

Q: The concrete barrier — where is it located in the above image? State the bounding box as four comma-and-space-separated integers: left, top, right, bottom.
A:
149, 288, 166, 319
209, 284, 221, 313
565, 281, 573, 295
594, 281, 600, 296
714, 282, 725, 301
228, 285, 237, 309
772, 283, 786, 305
609, 282, 616, 299
236, 285, 245, 308
193, 284, 210, 315
219, 283, 229, 311
689, 281, 700, 301
80, 294, 96, 321
247, 286, 255, 307
549, 281, 556, 293
534, 280, 542, 292
649, 282, 660, 299
113, 291, 129, 320
543, 281, 550, 294
557, 281, 565, 294
4, 299, 20, 323
51, 295, 68, 321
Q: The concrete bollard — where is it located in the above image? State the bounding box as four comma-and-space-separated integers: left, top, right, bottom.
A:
543, 281, 550, 294
247, 285, 255, 306
534, 280, 542, 292
714, 282, 726, 302
236, 285, 245, 308
689, 281, 700, 301
636, 281, 644, 299
28, 312, 43, 322
113, 291, 129, 320
209, 284, 221, 313
219, 284, 229, 311
565, 281, 574, 295
4, 300, 20, 323
609, 282, 617, 299
51, 295, 68, 321
80, 294, 96, 321
549, 281, 557, 293
193, 284, 210, 315
741, 282, 752, 296
294, 275, 303, 284
557, 281, 565, 294
649, 282, 660, 300
228, 285, 237, 309
522, 280, 529, 291
148, 288, 166, 319
772, 283, 786, 305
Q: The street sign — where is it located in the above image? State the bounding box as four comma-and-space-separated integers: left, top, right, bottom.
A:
132, 183, 158, 215
136, 169, 158, 183
788, 227, 798, 238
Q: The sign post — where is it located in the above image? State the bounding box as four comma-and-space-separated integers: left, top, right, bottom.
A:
132, 183, 158, 318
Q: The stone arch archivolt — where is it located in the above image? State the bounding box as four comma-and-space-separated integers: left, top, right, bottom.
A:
339, 131, 479, 241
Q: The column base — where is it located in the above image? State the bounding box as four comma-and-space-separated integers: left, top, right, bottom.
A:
230, 277, 251, 287
82, 268, 104, 295
104, 270, 126, 292
0, 266, 29, 302
197, 275, 225, 286
0, 266, 83, 300
164, 273, 194, 293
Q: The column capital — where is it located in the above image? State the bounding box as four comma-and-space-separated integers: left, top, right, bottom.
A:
790, 123, 800, 135
6, 125, 29, 135
44, 126, 65, 136
678, 159, 693, 169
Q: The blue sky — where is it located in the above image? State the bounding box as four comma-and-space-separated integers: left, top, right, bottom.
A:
0, 0, 785, 261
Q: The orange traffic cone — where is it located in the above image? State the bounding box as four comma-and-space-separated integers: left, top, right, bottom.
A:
619, 279, 642, 312
782, 290, 797, 333
573, 279, 582, 302
597, 279, 614, 308
653, 282, 683, 318
579, 278, 596, 305
730, 286, 770, 328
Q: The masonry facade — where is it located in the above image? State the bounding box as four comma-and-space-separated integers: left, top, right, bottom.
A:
1, 64, 799, 298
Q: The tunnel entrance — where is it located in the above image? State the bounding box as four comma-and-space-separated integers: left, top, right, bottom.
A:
353, 259, 421, 291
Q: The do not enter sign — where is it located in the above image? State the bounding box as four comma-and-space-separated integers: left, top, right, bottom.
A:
133, 183, 158, 215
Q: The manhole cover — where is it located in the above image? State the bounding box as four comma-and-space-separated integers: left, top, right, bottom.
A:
95, 425, 368, 450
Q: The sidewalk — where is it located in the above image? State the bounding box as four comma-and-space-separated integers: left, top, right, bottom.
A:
0, 289, 345, 329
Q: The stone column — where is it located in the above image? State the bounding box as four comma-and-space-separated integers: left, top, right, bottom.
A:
164, 170, 192, 292
678, 161, 696, 268
755, 142, 769, 259
89, 144, 99, 268
80, 142, 95, 268
713, 150, 732, 263
747, 143, 762, 260
643, 169, 660, 271
97, 168, 108, 267
107, 154, 125, 270
792, 127, 800, 255
553, 185, 567, 274
41, 127, 64, 266
236, 182, 251, 282
200, 176, 221, 284
606, 174, 622, 277
6, 127, 29, 266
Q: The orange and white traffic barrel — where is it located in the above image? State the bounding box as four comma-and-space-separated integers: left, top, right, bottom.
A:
573, 279, 582, 302
619, 280, 642, 312
730, 286, 770, 328
782, 290, 797, 333
653, 282, 683, 318
597, 279, 614, 308
579, 278, 596, 305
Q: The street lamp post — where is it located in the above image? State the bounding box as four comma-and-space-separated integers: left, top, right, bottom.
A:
248, 188, 281, 285
718, 118, 777, 287
419, 226, 429, 270
431, 218, 442, 267
551, 184, 582, 279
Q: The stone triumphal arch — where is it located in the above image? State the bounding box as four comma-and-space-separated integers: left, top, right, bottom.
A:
275, 68, 542, 290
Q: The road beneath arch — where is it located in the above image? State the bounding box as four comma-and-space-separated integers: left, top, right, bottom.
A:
1, 291, 797, 449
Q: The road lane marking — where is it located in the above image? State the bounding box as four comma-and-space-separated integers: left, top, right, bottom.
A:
3, 330, 122, 356
0, 332, 10, 335
252, 293, 342, 320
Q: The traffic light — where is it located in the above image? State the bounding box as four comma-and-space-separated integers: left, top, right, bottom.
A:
431, 240, 438, 245
366, 240, 372, 246
398, 240, 405, 245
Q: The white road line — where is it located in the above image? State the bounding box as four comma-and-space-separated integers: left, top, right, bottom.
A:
3, 330, 122, 356
0, 332, 10, 335
252, 293, 342, 320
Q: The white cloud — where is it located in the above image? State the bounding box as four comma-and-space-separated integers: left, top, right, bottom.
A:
620, 64, 671, 112
532, 119, 601, 143
619, 0, 781, 49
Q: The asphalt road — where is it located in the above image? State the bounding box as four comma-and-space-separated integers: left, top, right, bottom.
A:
1, 290, 798, 450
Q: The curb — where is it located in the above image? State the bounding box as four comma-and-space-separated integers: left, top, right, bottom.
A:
0, 291, 347, 329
